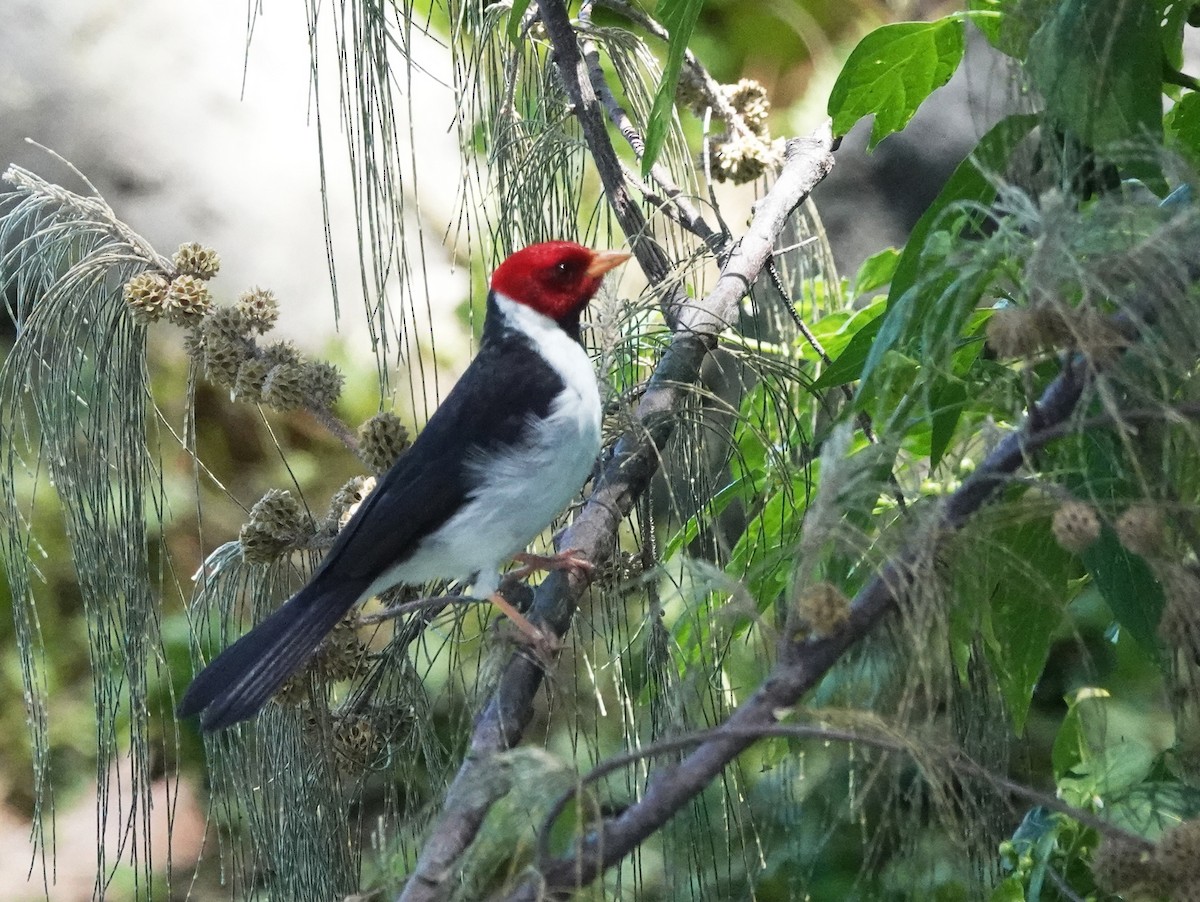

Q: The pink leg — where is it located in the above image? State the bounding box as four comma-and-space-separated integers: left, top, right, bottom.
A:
487, 592, 542, 640
510, 548, 594, 582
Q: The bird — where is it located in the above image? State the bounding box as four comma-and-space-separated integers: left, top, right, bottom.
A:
179, 241, 630, 730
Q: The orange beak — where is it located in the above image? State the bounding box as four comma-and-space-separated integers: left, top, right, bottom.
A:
586, 249, 633, 278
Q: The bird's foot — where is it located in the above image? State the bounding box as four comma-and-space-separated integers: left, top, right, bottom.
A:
487, 592, 561, 658
510, 548, 594, 583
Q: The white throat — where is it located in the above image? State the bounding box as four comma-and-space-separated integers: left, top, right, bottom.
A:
492, 292, 596, 402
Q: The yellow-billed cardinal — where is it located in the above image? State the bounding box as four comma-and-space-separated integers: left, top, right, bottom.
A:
180, 242, 629, 730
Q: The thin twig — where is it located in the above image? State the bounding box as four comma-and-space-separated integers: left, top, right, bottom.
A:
529, 722, 1153, 875
593, 0, 761, 145
539, 0, 673, 287
577, 9, 726, 256
354, 595, 470, 627
307, 403, 361, 455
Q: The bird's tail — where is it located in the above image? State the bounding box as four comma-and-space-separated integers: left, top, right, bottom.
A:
179, 577, 366, 731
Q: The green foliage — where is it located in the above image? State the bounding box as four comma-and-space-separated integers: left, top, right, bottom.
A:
1165, 91, 1200, 168
7, 0, 1200, 899
1026, 0, 1163, 150
954, 516, 1074, 735
507, 0, 532, 41
828, 19, 965, 148
641, 0, 704, 175
816, 114, 1038, 395
816, 0, 1200, 895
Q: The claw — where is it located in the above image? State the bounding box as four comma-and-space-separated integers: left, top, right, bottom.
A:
510, 548, 594, 582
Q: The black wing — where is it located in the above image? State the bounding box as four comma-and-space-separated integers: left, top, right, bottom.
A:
179, 312, 565, 729
316, 319, 564, 584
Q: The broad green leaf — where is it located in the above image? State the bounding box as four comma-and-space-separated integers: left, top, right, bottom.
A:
829, 116, 1034, 397
964, 0, 1004, 48
989, 877, 1025, 902
1160, 0, 1190, 70
1165, 92, 1200, 169
642, 0, 704, 176
852, 281, 920, 397
887, 114, 1038, 314
859, 262, 995, 409
507, 0, 533, 42
851, 247, 901, 297
962, 519, 1072, 735
1107, 782, 1200, 838
1026, 0, 1163, 149
1072, 433, 1165, 653
806, 298, 886, 362
967, 0, 1057, 60
1052, 698, 1087, 779
1083, 530, 1164, 655
1059, 740, 1156, 799
929, 377, 967, 470
811, 310, 883, 389
828, 19, 965, 148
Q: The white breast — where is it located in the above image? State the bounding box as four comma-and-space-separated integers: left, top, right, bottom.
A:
369, 294, 602, 598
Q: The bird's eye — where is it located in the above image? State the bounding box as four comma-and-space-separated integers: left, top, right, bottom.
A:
556, 261, 570, 274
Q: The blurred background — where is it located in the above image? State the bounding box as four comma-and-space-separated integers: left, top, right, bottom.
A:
0, 0, 1014, 897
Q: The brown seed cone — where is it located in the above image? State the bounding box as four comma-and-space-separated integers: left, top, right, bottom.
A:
1051, 501, 1101, 554
123, 272, 170, 324
172, 242, 221, 279
358, 412, 411, 474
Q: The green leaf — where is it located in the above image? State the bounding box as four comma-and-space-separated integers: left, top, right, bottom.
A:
1107, 782, 1200, 839
1160, 0, 1190, 70
1052, 697, 1087, 779
816, 111, 1032, 394
1083, 530, 1164, 655
855, 279, 922, 396
929, 378, 967, 470
838, 115, 1035, 406
1073, 433, 1165, 653
663, 478, 746, 559
851, 247, 901, 297
507, 0, 533, 42
804, 300, 883, 362
1026, 0, 1163, 149
728, 479, 804, 605
1059, 740, 1156, 800
964, 519, 1073, 735
642, 0, 704, 176
811, 310, 883, 390
828, 19, 966, 149
989, 877, 1025, 902
1165, 92, 1200, 169
967, 0, 1057, 60
887, 114, 1038, 314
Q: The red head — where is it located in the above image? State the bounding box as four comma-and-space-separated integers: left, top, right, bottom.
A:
490, 241, 631, 326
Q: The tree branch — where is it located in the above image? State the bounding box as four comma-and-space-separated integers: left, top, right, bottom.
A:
530, 722, 1153, 878
537, 0, 675, 294
396, 129, 836, 902
502, 353, 1096, 898
576, 5, 727, 257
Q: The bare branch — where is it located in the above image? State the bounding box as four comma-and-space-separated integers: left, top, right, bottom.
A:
593, 0, 763, 145
576, 7, 727, 256
529, 722, 1154, 882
